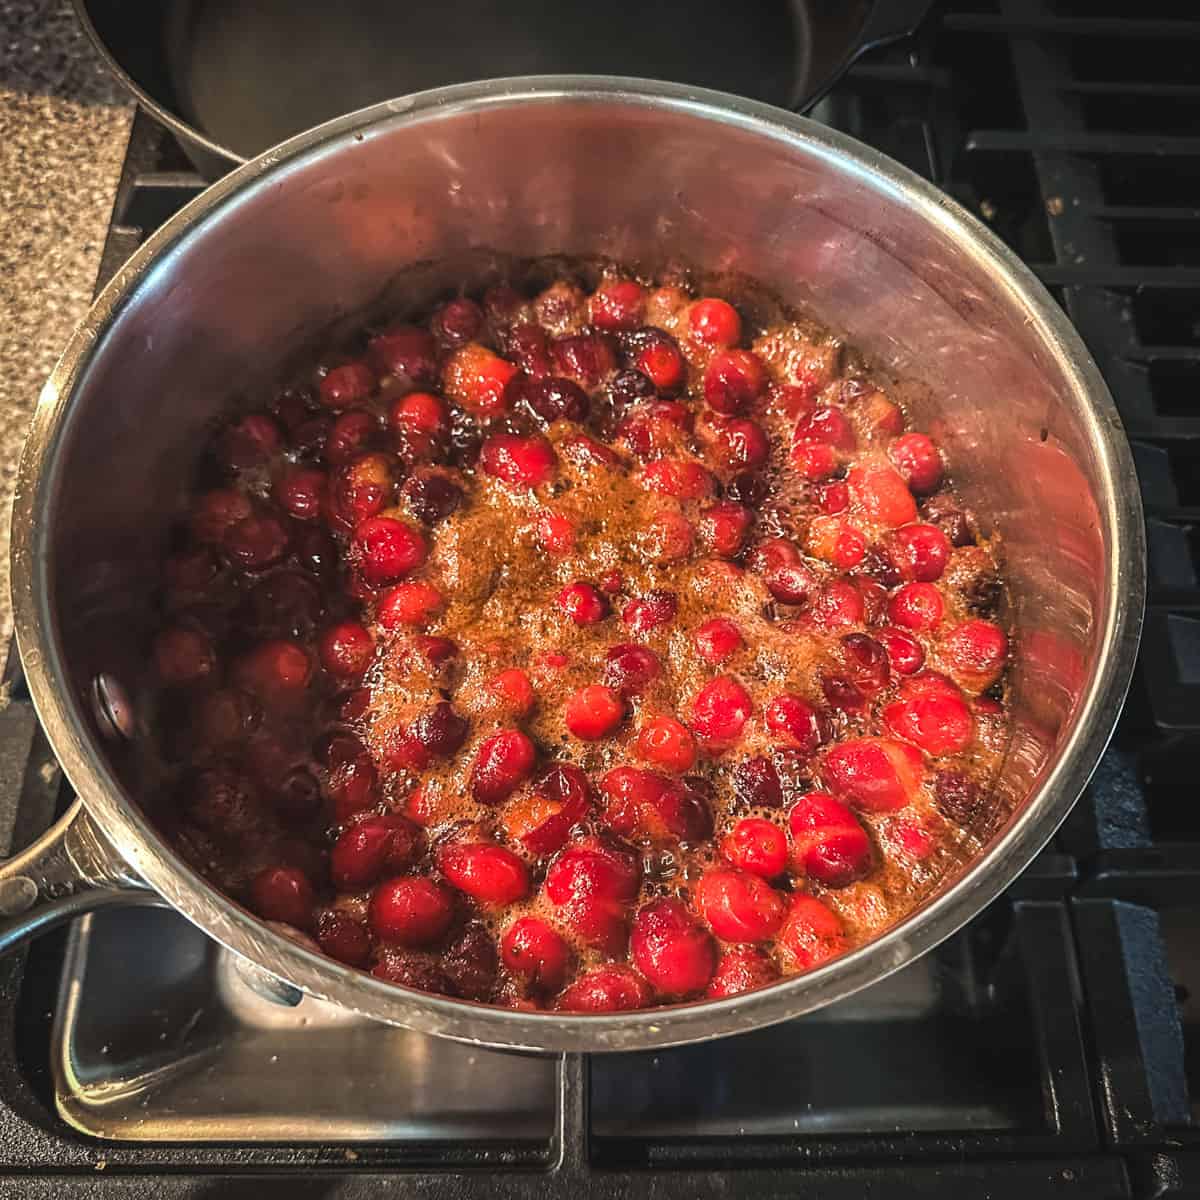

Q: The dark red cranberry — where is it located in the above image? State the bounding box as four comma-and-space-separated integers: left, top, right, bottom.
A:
694, 618, 743, 664
822, 675, 866, 713
789, 791, 872, 887
709, 418, 770, 471
764, 693, 825, 752
290, 414, 332, 460
921, 493, 973, 547
603, 643, 663, 697
504, 323, 553, 377
606, 368, 657, 416
401, 471, 464, 525
317, 911, 373, 967
471, 729, 537, 804
191, 488, 252, 544
331, 814, 422, 889
545, 838, 641, 953
247, 572, 323, 638
590, 279, 646, 331
352, 517, 428, 587
557, 581, 609, 625
704, 350, 766, 414
276, 467, 326, 521
515, 375, 590, 424
318, 620, 374, 678
223, 515, 288, 571
621, 590, 678, 637
326, 411, 378, 466
274, 768, 322, 821
416, 635, 458, 666
294, 526, 337, 577
367, 326, 438, 385
442, 923, 499, 1001
187, 768, 263, 837
889, 432, 943, 494
520, 763, 593, 856
706, 947, 781, 998
841, 633, 891, 693
733, 756, 783, 808
319, 362, 376, 409
727, 471, 768, 507
409, 701, 470, 759
551, 331, 617, 387
934, 769, 985, 824
483, 284, 523, 327
221, 413, 281, 469
479, 433, 558, 488
153, 627, 215, 686
250, 866, 314, 930
432, 297, 484, 346
372, 950, 453, 993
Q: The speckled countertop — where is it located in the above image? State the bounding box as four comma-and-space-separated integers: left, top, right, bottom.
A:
0, 1, 134, 642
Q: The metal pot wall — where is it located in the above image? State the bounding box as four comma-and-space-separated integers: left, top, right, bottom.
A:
7, 78, 1144, 1052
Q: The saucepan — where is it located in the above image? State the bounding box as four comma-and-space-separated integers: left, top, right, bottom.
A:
7, 78, 1144, 1052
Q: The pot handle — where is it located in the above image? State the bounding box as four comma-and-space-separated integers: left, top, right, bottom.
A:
0, 798, 160, 954
856, 0, 935, 53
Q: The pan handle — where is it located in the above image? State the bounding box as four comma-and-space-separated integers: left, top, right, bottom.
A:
0, 799, 160, 954
856, 0, 935, 53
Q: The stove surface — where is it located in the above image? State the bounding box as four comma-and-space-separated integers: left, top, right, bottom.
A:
2, 0, 1199, 1196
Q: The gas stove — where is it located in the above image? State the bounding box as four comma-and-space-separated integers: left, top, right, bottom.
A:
2, 1, 1198, 1195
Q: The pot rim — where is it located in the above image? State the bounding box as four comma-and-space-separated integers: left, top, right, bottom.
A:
10, 76, 1145, 1052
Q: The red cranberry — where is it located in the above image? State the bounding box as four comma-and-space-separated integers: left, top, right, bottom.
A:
330, 453, 395, 529
629, 329, 685, 391
221, 413, 281, 469
640, 509, 694, 564
236, 639, 312, 702
317, 911, 373, 967
432, 297, 484, 346
445, 343, 520, 415
791, 440, 838, 480
688, 298, 741, 347
697, 502, 753, 559
788, 791, 872, 887
689, 676, 753, 751
367, 326, 438, 385
822, 737, 924, 813
331, 814, 422, 889
518, 762, 592, 856
416, 635, 458, 666
551, 331, 616, 387
888, 582, 944, 632
225, 514, 289, 571
487, 667, 536, 718
733, 756, 784, 808
250, 866, 314, 930
319, 620, 374, 678
187, 768, 262, 837
439, 841, 530, 905
369, 876, 454, 946
557, 965, 652, 1012
165, 547, 219, 593
536, 509, 576, 554
794, 406, 856, 451
191, 488, 252, 544
631, 898, 716, 998
545, 838, 641, 953
940, 619, 1008, 693
709, 418, 770, 471
471, 729, 537, 804
640, 458, 716, 500
153, 627, 215, 686
721, 817, 788, 878
696, 868, 785, 942
599, 766, 711, 844
886, 523, 951, 583
389, 390, 449, 439
516, 375, 590, 424
817, 481, 850, 514
590, 280, 645, 331
603, 643, 663, 696
777, 894, 847, 971
883, 673, 975, 756
637, 715, 697, 774
326, 411, 378, 466
319, 732, 381, 820
196, 688, 260, 746
806, 579, 866, 631
277, 467, 327, 521
889, 432, 944, 494
694, 616, 744, 664
565, 685, 625, 741
706, 947, 781, 998
848, 462, 917, 527
557, 581, 610, 626
704, 350, 766, 414
622, 591, 678, 637
319, 361, 376, 409
807, 516, 867, 569
618, 400, 692, 459
410, 702, 470, 759
876, 626, 925, 675
352, 517, 428, 587
764, 694, 825, 753
750, 539, 817, 606
378, 580, 445, 628
479, 433, 557, 488
501, 917, 572, 993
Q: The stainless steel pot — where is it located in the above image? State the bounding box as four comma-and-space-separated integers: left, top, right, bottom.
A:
7, 77, 1144, 1053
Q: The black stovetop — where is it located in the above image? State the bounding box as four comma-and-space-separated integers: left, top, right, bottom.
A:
2, 1, 1198, 1196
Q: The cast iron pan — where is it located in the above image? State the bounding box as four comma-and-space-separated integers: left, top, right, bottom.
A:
75, 0, 933, 178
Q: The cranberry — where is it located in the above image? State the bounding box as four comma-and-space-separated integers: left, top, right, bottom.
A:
694, 618, 743, 665
483, 284, 524, 326
603, 643, 663, 696
788, 791, 872, 887
876, 626, 925, 675
796, 406, 856, 450
416, 635, 458, 666
558, 965, 652, 1012
590, 280, 645, 331
631, 898, 716, 998
697, 502, 753, 559
840, 633, 891, 694
886, 523, 951, 582
319, 733, 382, 820
439, 841, 530, 905
153, 627, 215, 686
606, 368, 658, 416
888, 582, 944, 632
706, 946, 781, 998
331, 814, 422, 888
250, 866, 314, 930
629, 328, 685, 391
402, 703, 467, 763
689, 676, 753, 751
922, 493, 973, 547
551, 331, 617, 387
369, 326, 439, 386
432, 297, 484, 346
517, 763, 592, 855
889, 432, 944, 494
806, 579, 866, 631
545, 838, 641, 953
733, 756, 784, 808
330, 453, 395, 529
848, 462, 918, 527
191, 489, 252, 544
883, 673, 975, 756
369, 876, 454, 946
688, 298, 741, 347
777, 894, 847, 971
352, 517, 428, 587
940, 619, 1008, 693
565, 685, 625, 741
479, 433, 557, 488
372, 951, 453, 994
402, 471, 465, 525
622, 591, 678, 637
196, 688, 260, 746
516, 375, 590, 424
505, 323, 554, 377
557, 581, 610, 626
640, 459, 716, 500
536, 510, 577, 555
276, 467, 327, 521
186, 768, 262, 837
822, 737, 924, 813
933, 769, 984, 824
471, 729, 537, 804
817, 481, 850, 514
486, 668, 536, 717
709, 418, 770, 471
618, 400, 692, 459
750, 539, 817, 605
696, 868, 785, 942
389, 390, 449, 439
318, 620, 374, 678
791, 440, 838, 480
378, 581, 445, 628
319, 361, 376, 409
501, 917, 572, 993
444, 343, 520, 415
637, 715, 697, 774
765, 694, 825, 753
640, 509, 694, 564
248, 569, 323, 637
807, 516, 867, 569
317, 911, 373, 967
599, 766, 712, 844
236, 639, 312, 701
221, 413, 281, 469
326, 410, 378, 466
165, 547, 219, 594
442, 923, 499, 1000
721, 817, 788, 878
705, 350, 766, 414
225, 514, 289, 571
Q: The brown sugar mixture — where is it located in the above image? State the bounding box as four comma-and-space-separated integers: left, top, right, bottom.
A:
149, 265, 1011, 1012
